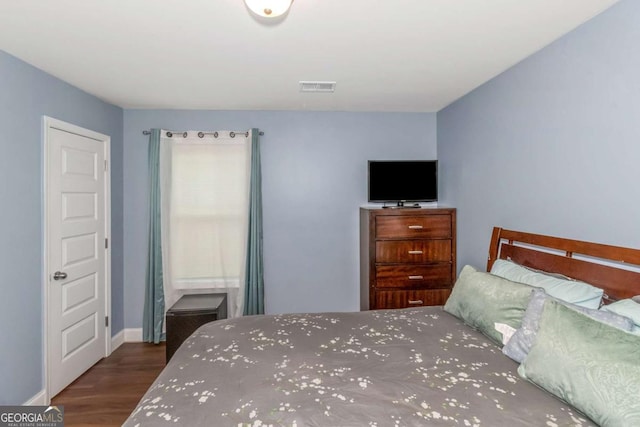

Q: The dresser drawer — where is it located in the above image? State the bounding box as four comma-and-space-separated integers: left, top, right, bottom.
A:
376, 215, 451, 239
375, 265, 452, 289
376, 240, 451, 263
374, 289, 451, 309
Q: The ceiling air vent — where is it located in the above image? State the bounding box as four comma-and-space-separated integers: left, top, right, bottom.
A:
299, 81, 336, 93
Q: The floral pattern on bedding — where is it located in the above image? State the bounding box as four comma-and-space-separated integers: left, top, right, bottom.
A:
124, 307, 594, 427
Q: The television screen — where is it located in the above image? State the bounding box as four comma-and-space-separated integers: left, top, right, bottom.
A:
368, 160, 438, 203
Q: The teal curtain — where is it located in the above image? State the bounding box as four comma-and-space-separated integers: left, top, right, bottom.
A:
243, 129, 264, 315
143, 129, 165, 343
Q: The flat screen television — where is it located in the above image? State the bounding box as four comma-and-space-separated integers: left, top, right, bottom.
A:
368, 160, 438, 206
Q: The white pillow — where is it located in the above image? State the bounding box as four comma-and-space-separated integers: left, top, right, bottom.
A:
490, 259, 603, 309
602, 299, 640, 334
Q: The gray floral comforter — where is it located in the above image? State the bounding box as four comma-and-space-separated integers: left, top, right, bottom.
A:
124, 307, 595, 426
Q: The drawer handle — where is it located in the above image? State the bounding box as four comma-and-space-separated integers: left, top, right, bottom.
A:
408, 275, 424, 280
408, 250, 423, 255
408, 300, 424, 305
408, 225, 423, 229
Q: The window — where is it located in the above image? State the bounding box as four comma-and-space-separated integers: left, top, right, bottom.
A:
168, 140, 250, 289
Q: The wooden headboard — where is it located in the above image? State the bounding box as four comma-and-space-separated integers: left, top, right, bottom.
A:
487, 227, 640, 304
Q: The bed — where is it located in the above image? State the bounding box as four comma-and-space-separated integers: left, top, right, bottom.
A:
124, 227, 640, 426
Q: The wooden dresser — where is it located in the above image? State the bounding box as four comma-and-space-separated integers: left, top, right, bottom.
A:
360, 207, 456, 310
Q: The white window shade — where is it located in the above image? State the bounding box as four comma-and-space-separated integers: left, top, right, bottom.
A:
170, 142, 249, 288
159, 131, 251, 320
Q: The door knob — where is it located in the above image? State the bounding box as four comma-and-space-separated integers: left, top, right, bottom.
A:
53, 271, 67, 280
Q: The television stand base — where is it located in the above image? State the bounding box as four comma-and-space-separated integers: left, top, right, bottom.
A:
382, 202, 421, 209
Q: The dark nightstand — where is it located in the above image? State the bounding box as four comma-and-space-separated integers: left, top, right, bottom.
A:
165, 293, 227, 363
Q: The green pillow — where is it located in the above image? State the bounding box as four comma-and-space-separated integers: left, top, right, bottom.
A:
519, 300, 640, 427
444, 265, 535, 345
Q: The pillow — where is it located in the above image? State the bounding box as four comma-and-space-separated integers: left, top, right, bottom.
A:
602, 299, 640, 334
503, 289, 634, 363
444, 265, 535, 345
518, 300, 640, 427
490, 259, 603, 309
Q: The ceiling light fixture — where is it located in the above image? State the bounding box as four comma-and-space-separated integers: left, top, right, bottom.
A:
244, 0, 293, 18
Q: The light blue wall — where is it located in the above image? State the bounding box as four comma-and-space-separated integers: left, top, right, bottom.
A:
123, 110, 436, 325
7, 0, 636, 404
438, 0, 640, 271
0, 50, 124, 404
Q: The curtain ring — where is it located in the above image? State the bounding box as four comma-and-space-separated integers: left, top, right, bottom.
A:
230, 132, 236, 138
214, 132, 219, 138
197, 132, 204, 138
166, 131, 173, 137
182, 132, 188, 138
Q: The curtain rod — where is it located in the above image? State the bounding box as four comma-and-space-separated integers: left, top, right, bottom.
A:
142, 129, 264, 136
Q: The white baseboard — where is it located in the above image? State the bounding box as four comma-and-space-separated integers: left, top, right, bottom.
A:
111, 329, 125, 352
110, 328, 143, 348
24, 389, 47, 405
124, 328, 143, 342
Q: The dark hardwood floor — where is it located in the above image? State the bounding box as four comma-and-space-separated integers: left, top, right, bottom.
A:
52, 342, 166, 426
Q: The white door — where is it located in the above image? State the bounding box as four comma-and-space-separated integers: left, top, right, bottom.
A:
45, 117, 110, 398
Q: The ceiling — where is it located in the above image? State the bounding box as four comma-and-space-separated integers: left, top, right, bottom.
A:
0, 0, 619, 112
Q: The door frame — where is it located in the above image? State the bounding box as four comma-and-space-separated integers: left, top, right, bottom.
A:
42, 116, 112, 403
